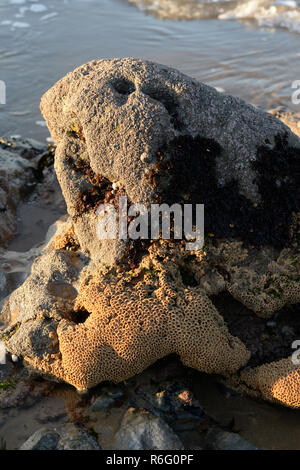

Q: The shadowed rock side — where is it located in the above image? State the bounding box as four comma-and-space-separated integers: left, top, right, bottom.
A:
1, 59, 299, 408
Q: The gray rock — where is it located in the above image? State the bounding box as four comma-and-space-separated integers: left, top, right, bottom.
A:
205, 428, 257, 450
19, 424, 100, 450
40, 58, 300, 265
131, 380, 203, 420
1, 59, 299, 398
19, 428, 59, 450
0, 362, 14, 382
112, 407, 183, 450
56, 424, 101, 450
0, 137, 46, 160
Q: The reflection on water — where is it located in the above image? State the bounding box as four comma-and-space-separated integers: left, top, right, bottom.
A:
0, 0, 299, 141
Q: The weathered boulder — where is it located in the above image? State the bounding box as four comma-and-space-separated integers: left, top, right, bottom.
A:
1, 59, 299, 409
41, 58, 299, 265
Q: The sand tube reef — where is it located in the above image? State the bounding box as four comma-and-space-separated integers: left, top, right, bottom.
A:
1, 58, 299, 408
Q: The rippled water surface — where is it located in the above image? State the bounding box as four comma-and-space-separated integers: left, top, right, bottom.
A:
0, 0, 299, 141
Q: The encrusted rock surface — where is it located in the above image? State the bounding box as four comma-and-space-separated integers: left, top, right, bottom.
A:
41, 58, 299, 264
19, 424, 101, 450
1, 59, 299, 409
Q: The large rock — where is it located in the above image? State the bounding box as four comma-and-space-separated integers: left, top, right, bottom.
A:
1, 59, 299, 409
41, 58, 300, 265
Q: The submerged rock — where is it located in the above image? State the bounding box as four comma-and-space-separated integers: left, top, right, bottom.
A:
1, 59, 299, 409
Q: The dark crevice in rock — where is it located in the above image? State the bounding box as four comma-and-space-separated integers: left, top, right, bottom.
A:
111, 78, 136, 102
117, 239, 152, 271
211, 291, 300, 368
67, 122, 85, 142
70, 307, 90, 324
67, 155, 122, 216
151, 134, 299, 248
67, 149, 155, 269
179, 264, 198, 287
142, 87, 184, 130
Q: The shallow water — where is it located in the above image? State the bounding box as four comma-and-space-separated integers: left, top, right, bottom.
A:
129, 0, 300, 31
0, 0, 299, 143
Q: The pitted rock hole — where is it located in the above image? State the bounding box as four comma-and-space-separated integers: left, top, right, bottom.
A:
179, 264, 198, 287
66, 152, 114, 216
111, 78, 136, 97
70, 307, 90, 324
141, 87, 183, 130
